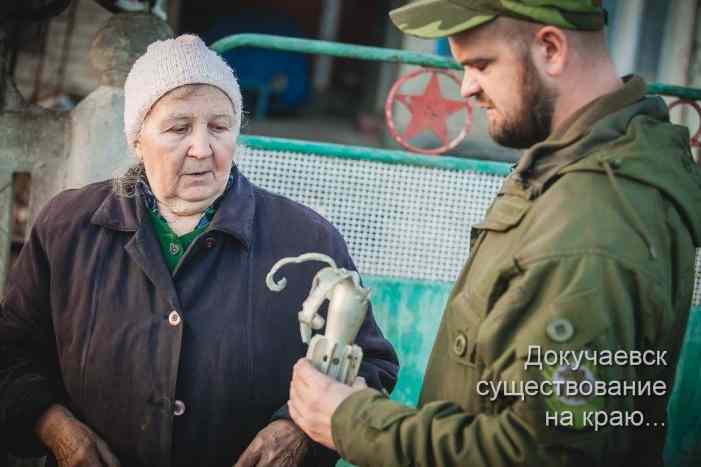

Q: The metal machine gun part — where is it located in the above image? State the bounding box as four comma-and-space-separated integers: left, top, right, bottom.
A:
266, 253, 370, 385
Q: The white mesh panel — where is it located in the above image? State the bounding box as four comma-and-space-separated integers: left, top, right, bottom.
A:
237, 144, 701, 306
238, 145, 501, 282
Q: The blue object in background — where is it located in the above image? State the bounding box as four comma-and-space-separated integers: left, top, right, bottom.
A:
435, 38, 451, 57
204, 10, 311, 118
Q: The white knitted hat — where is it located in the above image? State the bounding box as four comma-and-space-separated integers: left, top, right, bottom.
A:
123, 34, 242, 149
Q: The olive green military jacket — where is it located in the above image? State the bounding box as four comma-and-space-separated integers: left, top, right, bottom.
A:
331, 76, 701, 466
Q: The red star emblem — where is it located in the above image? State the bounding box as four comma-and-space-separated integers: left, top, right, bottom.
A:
395, 72, 467, 146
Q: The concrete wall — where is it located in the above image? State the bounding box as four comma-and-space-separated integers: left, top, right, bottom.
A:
14, 0, 113, 101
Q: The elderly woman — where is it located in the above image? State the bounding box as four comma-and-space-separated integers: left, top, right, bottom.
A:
0, 35, 398, 467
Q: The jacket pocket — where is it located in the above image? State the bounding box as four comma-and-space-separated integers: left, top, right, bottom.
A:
511, 289, 614, 442
437, 291, 486, 414
446, 292, 483, 368
515, 288, 611, 360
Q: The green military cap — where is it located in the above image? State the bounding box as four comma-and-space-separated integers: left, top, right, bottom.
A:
390, 0, 606, 38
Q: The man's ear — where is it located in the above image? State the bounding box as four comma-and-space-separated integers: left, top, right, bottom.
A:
533, 26, 568, 77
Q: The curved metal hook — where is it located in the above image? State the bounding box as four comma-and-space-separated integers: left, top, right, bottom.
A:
265, 253, 338, 292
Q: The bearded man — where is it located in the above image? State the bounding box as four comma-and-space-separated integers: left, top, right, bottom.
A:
288, 1, 701, 466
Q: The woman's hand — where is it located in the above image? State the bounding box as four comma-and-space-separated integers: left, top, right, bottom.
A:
34, 404, 121, 467
234, 419, 309, 467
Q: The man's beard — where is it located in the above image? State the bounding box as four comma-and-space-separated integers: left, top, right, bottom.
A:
490, 54, 557, 149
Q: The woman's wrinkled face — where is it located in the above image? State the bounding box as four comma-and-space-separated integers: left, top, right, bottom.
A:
135, 84, 237, 215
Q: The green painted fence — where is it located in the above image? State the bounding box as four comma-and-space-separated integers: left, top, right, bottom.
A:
364, 276, 452, 406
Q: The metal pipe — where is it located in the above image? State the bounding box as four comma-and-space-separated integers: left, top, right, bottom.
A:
211, 33, 701, 101
210, 33, 461, 70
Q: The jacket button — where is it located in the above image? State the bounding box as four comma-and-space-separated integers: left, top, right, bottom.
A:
205, 237, 216, 248
546, 318, 574, 343
168, 310, 181, 326
169, 242, 180, 255
453, 333, 467, 357
173, 400, 186, 416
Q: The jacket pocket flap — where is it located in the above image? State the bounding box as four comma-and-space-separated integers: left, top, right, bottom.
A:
516, 289, 611, 358
473, 195, 531, 232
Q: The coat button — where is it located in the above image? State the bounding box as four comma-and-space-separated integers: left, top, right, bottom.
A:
173, 400, 186, 416
453, 333, 467, 357
169, 242, 180, 255
168, 310, 181, 326
205, 237, 216, 248
546, 318, 574, 343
